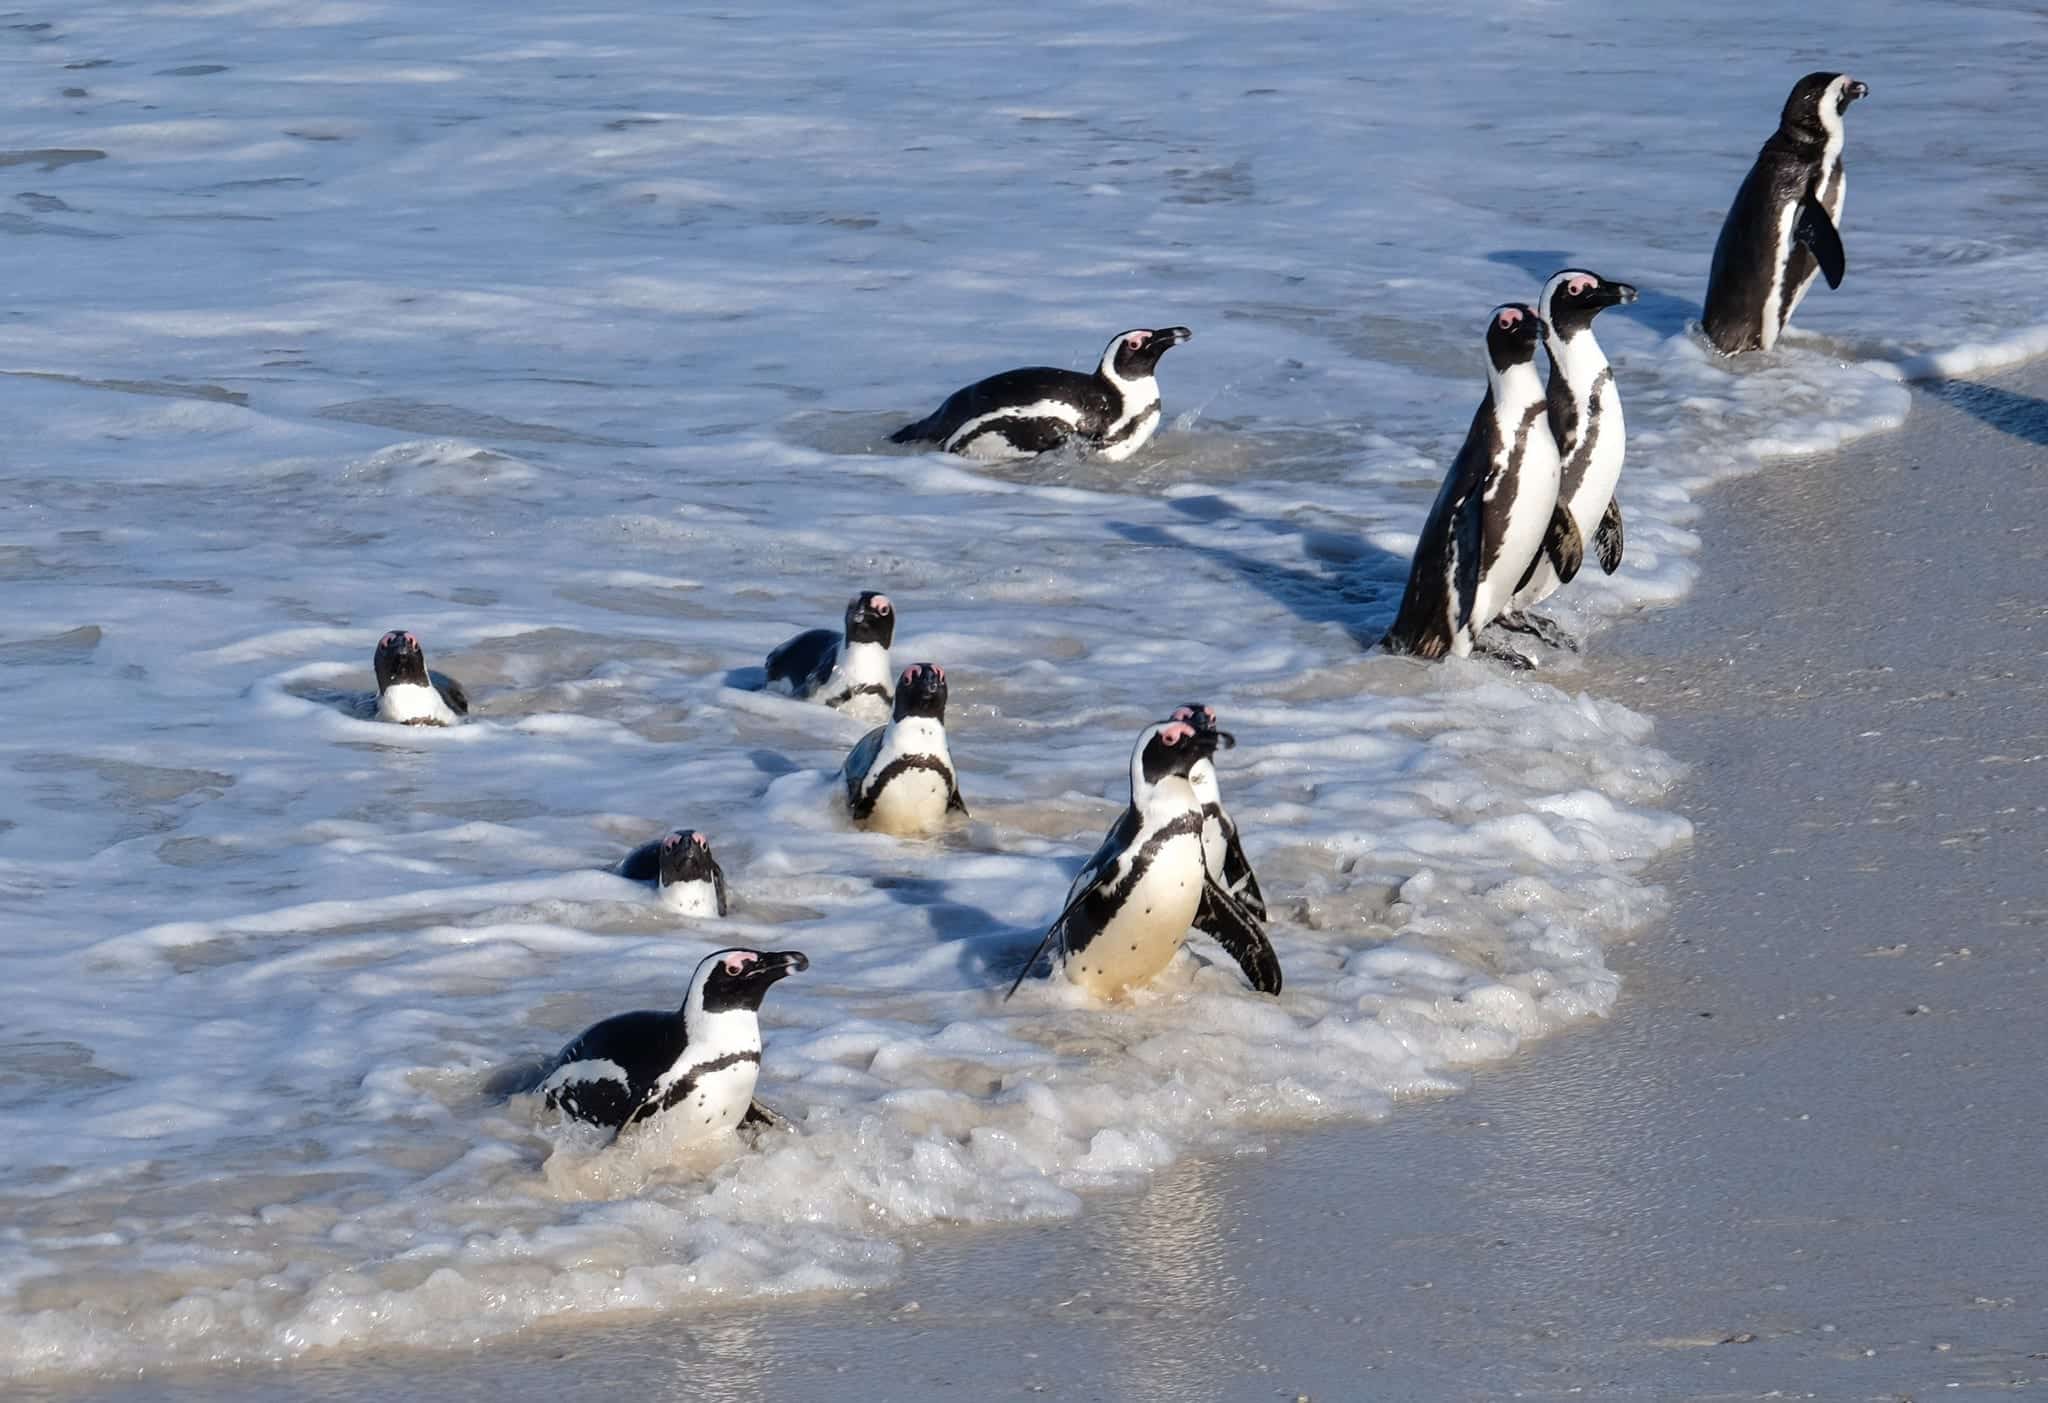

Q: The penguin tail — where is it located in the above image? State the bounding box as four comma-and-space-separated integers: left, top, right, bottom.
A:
889, 414, 937, 445
482, 1055, 556, 1100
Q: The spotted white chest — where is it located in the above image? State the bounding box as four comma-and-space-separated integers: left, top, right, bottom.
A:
828, 639, 894, 722
1469, 376, 1559, 635
657, 879, 722, 919
376, 682, 458, 727
857, 717, 955, 837
1063, 812, 1209, 999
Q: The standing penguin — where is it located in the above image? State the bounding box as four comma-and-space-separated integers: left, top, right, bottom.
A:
1381, 305, 1574, 670
617, 828, 730, 918
1702, 72, 1869, 354
764, 590, 895, 720
842, 662, 967, 837
1007, 719, 1280, 1001
534, 946, 808, 1140
1169, 703, 1267, 923
889, 327, 1191, 462
1496, 269, 1638, 651
371, 629, 469, 726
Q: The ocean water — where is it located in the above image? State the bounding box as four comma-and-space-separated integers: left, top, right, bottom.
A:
2, 0, 2043, 1381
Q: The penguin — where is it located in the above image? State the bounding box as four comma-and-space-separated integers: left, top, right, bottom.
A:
1381, 305, 1574, 670
1007, 719, 1280, 1001
617, 828, 729, 918
1168, 703, 1267, 924
1496, 269, 1639, 651
536, 947, 807, 1139
764, 590, 895, 720
1702, 72, 1869, 354
372, 629, 469, 726
889, 326, 1192, 462
841, 662, 967, 837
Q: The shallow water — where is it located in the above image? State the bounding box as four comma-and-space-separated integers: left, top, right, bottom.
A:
2, 0, 2045, 1381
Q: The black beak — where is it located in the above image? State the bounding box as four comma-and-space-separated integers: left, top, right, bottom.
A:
749, 950, 809, 983
1598, 281, 1639, 307
1210, 728, 1237, 749
1155, 326, 1193, 348
1186, 727, 1221, 760
1846, 80, 1869, 101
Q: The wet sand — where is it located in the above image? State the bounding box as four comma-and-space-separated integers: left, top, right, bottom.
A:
28, 362, 2048, 1400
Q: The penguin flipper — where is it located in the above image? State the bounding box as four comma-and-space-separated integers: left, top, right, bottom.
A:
1594, 497, 1625, 574
740, 1098, 792, 1132
431, 670, 470, 717
712, 860, 731, 918
1219, 827, 1267, 922
947, 784, 970, 817
1795, 197, 1846, 290
842, 726, 887, 815
1195, 878, 1282, 995
1448, 483, 1486, 639
1542, 503, 1585, 585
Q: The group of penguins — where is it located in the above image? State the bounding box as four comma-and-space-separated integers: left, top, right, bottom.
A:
378, 70, 1865, 1148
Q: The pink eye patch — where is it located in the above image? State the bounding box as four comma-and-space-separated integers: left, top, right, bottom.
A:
1160, 722, 1193, 745
1566, 275, 1595, 296
722, 952, 758, 976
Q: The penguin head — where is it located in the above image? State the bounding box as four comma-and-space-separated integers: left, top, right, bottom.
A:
1131, 719, 1221, 799
1540, 270, 1639, 340
1169, 702, 1237, 750
890, 662, 949, 722
1103, 326, 1193, 383
655, 829, 721, 889
373, 629, 432, 692
844, 590, 896, 648
1484, 305, 1544, 373
1784, 72, 1867, 135
690, 947, 809, 1015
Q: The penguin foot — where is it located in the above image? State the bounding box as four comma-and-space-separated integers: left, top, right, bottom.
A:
1472, 637, 1537, 671
1494, 611, 1579, 652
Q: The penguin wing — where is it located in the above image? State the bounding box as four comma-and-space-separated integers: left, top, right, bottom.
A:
616, 838, 662, 883
1446, 476, 1487, 637
1218, 823, 1267, 922
740, 1099, 791, 1132
430, 670, 470, 717
1795, 196, 1846, 290
1383, 402, 1492, 657
946, 781, 970, 817
1540, 502, 1585, 585
1594, 496, 1625, 574
765, 628, 839, 694
1194, 878, 1282, 995
1003, 808, 1137, 1000
842, 725, 888, 812
711, 858, 731, 917
893, 368, 1099, 447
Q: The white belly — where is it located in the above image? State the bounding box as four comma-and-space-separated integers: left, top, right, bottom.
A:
376, 682, 456, 726
1095, 401, 1161, 462
627, 1057, 760, 1140
864, 767, 951, 837
657, 879, 721, 919
1518, 382, 1626, 608
1062, 832, 1206, 999
1472, 456, 1559, 631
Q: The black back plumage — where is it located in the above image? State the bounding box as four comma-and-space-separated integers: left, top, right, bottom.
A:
1381, 396, 1498, 658
890, 367, 1116, 448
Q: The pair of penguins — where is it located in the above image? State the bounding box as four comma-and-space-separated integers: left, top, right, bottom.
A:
499, 601, 1275, 1144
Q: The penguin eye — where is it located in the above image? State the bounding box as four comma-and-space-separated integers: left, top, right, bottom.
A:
663, 834, 681, 851
872, 596, 890, 614
1496, 309, 1521, 329
381, 633, 398, 647
722, 952, 757, 976
1124, 333, 1146, 349
1566, 276, 1594, 297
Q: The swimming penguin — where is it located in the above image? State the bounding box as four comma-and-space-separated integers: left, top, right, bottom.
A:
842, 663, 966, 837
1381, 305, 1572, 670
1496, 269, 1638, 651
1702, 72, 1869, 354
1169, 703, 1267, 923
372, 629, 469, 726
617, 828, 729, 918
1007, 719, 1280, 1001
536, 947, 807, 1138
764, 591, 895, 720
889, 327, 1192, 462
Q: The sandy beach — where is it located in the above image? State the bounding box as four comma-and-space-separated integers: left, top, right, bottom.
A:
27, 361, 2040, 1402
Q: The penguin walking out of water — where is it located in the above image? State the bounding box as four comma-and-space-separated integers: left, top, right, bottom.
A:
1169, 703, 1267, 925
1495, 269, 1638, 652
372, 629, 469, 726
535, 947, 808, 1140
1702, 72, 1868, 354
764, 590, 896, 721
889, 327, 1191, 462
1381, 306, 1573, 670
1007, 719, 1280, 1001
842, 663, 967, 837
617, 829, 730, 918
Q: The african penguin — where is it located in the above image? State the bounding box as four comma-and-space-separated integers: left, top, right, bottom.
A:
764, 590, 896, 721
1007, 719, 1280, 1001
372, 629, 469, 726
1169, 703, 1267, 924
536, 947, 807, 1139
1702, 72, 1868, 354
1381, 305, 1572, 670
842, 662, 967, 837
617, 828, 730, 918
889, 327, 1192, 462
1496, 269, 1638, 651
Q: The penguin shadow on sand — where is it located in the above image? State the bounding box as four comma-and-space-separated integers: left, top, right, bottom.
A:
1919, 378, 2048, 448
1110, 496, 1409, 650
1487, 249, 1697, 338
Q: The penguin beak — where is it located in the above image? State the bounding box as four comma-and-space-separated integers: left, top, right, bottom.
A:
1846, 79, 1869, 102
1209, 728, 1237, 749
749, 950, 809, 985
1597, 281, 1639, 307
1152, 326, 1193, 349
